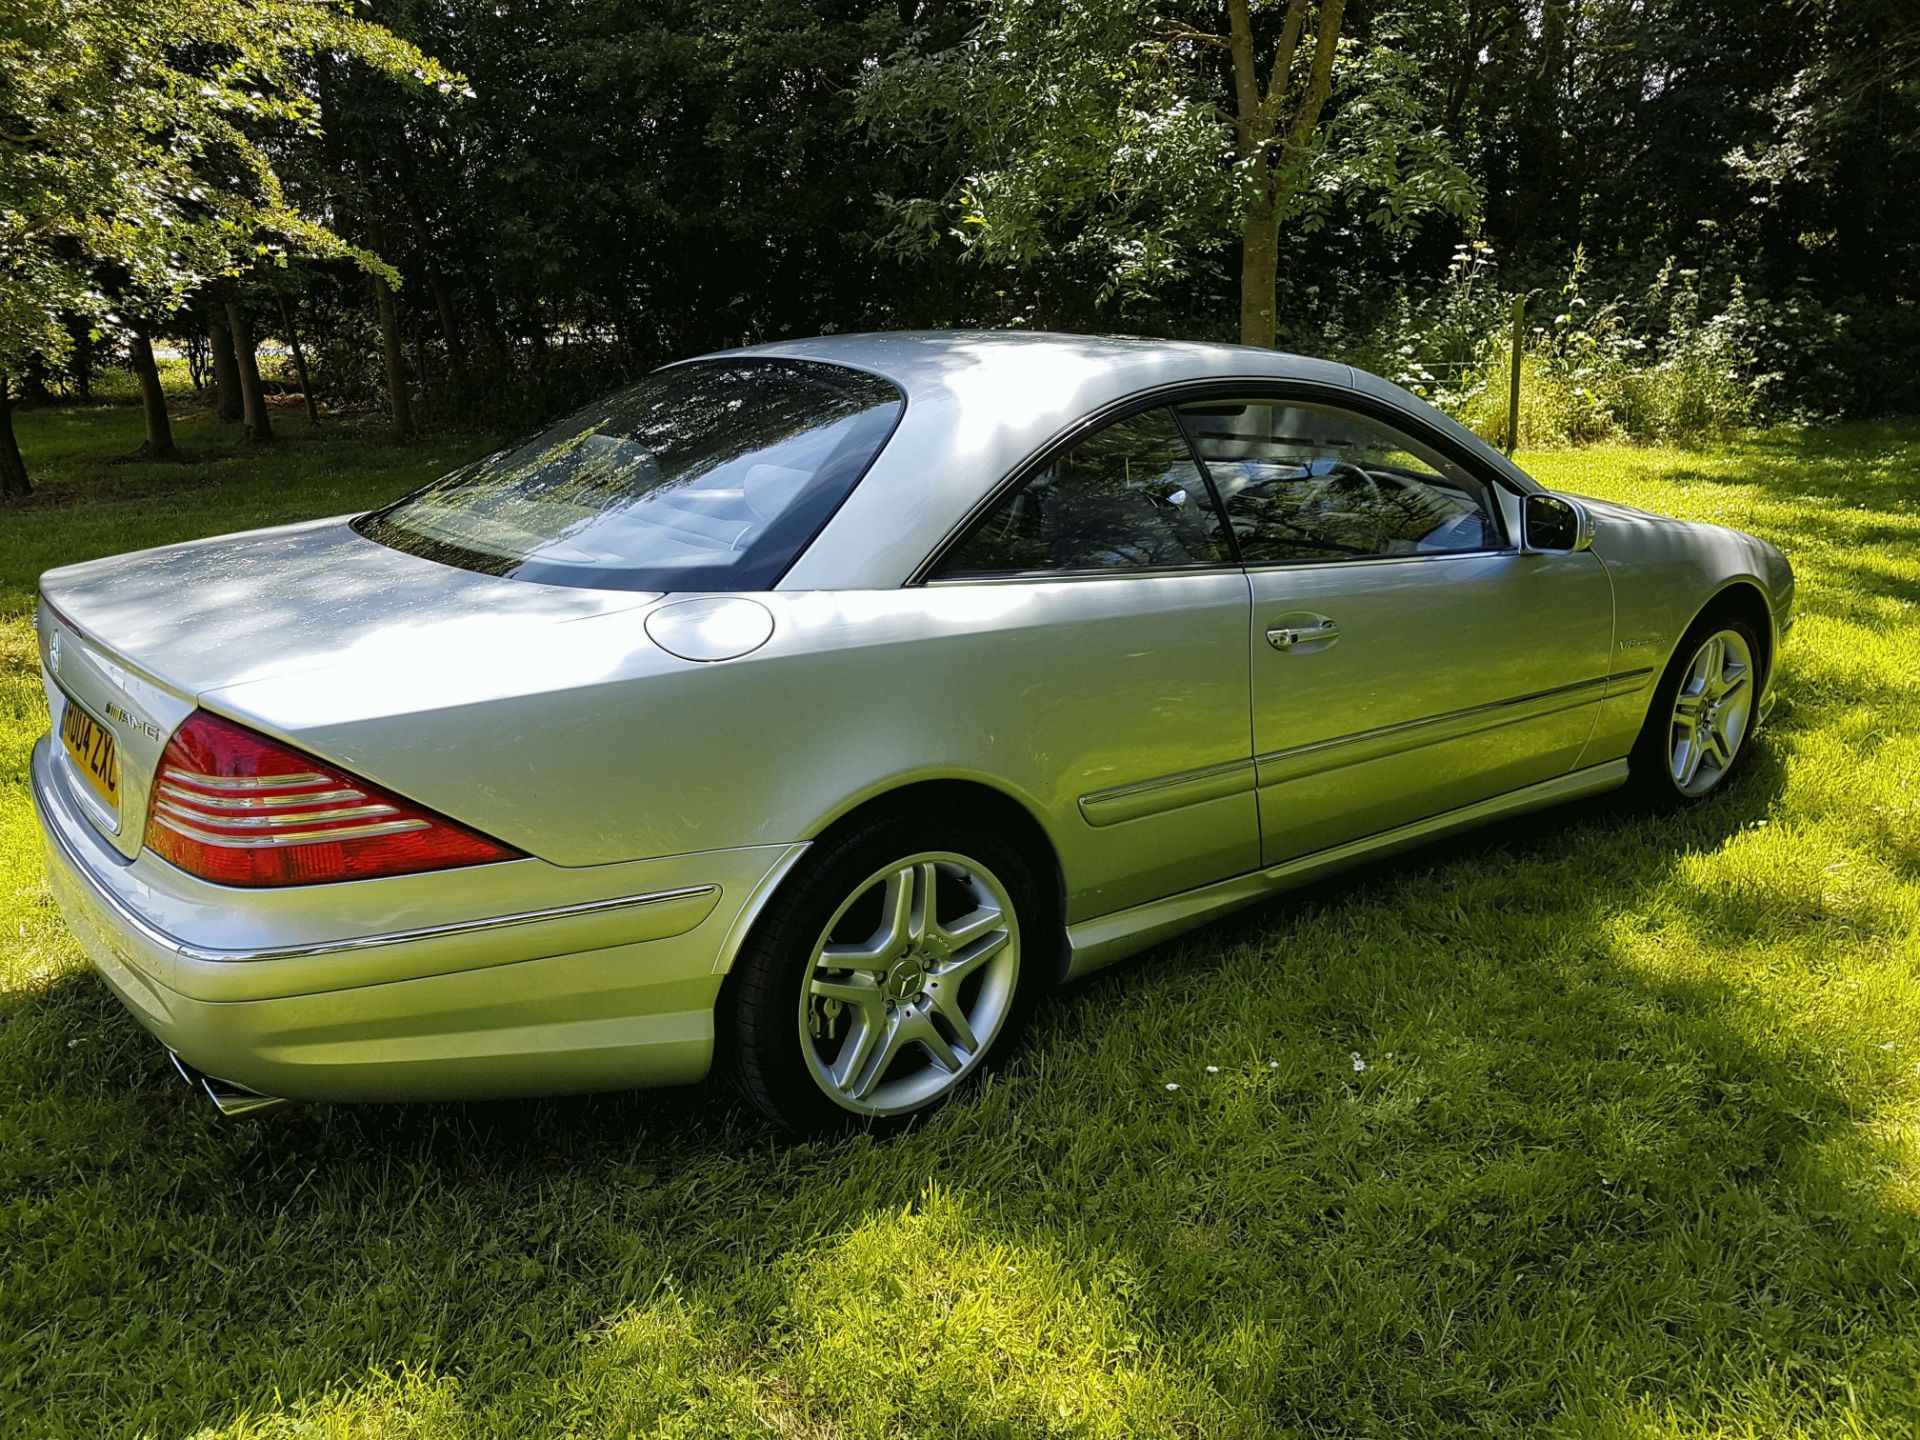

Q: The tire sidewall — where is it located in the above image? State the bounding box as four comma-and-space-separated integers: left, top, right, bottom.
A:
727, 813, 1049, 1135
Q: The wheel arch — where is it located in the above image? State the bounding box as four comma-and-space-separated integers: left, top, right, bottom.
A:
1688, 578, 1776, 691
714, 774, 1071, 997
1628, 576, 1777, 759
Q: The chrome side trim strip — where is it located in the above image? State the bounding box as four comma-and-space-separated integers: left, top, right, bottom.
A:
1603, 666, 1655, 698
1063, 759, 1629, 981
1254, 674, 1612, 787
197, 888, 718, 964
1079, 757, 1257, 827
36, 801, 717, 965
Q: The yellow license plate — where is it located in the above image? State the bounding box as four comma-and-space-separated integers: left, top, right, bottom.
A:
59, 697, 119, 809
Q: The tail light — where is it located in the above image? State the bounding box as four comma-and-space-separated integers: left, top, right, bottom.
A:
145, 711, 520, 886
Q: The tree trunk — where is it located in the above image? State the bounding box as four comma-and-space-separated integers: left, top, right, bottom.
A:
410, 319, 433, 419
66, 316, 94, 402
475, 277, 512, 366
527, 309, 549, 369
128, 333, 177, 459
372, 274, 415, 439
428, 272, 472, 412
395, 155, 474, 412
208, 315, 243, 421
1239, 201, 1280, 348
276, 292, 321, 426
18, 361, 53, 406
226, 302, 272, 443
1223, 0, 1344, 350
0, 379, 32, 500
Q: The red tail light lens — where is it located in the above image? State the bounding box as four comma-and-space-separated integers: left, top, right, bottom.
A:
145, 711, 520, 887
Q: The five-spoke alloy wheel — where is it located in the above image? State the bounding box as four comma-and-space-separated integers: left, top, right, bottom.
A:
1667, 628, 1756, 796
728, 813, 1044, 1134
799, 853, 1020, 1116
1630, 612, 1764, 804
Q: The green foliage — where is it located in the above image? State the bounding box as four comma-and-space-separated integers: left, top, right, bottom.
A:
0, 0, 457, 374
857, 0, 1477, 320
4, 398, 1920, 1436
1450, 256, 1765, 446
860, 0, 1231, 308
1331, 247, 1773, 445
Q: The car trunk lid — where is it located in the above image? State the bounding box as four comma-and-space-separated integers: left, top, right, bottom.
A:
38, 517, 659, 858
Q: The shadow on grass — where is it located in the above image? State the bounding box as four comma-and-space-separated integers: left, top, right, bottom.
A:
4, 418, 1917, 1432
7, 738, 1919, 1435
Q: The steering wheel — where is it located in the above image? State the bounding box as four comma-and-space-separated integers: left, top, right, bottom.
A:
1231, 458, 1387, 556
1302, 459, 1388, 552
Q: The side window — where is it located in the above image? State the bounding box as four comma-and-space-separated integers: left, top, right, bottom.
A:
1177, 399, 1504, 564
934, 406, 1231, 576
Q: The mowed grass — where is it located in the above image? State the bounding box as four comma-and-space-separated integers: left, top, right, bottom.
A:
2, 391, 1918, 1438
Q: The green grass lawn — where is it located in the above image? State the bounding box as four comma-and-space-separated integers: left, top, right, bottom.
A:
2, 394, 1918, 1438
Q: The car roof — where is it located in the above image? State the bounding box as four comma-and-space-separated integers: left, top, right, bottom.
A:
724, 329, 1353, 405
707, 331, 1534, 589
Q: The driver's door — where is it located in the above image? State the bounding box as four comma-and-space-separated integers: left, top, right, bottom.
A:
1176, 394, 1615, 865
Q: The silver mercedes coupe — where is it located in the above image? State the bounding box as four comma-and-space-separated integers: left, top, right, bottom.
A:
33, 332, 1794, 1131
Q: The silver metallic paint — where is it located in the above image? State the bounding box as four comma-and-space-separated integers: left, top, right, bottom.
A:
31, 331, 1793, 1106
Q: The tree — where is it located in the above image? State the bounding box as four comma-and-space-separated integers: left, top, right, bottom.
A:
207, 315, 245, 423
370, 270, 416, 440
861, 0, 1478, 346
274, 288, 322, 427
126, 329, 176, 458
225, 302, 272, 443
0, 0, 459, 496
1221, 0, 1347, 347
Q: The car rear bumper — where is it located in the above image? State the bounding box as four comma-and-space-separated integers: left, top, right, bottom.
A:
32, 734, 804, 1104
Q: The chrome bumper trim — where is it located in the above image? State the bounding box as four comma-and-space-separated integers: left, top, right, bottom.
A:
37, 790, 717, 966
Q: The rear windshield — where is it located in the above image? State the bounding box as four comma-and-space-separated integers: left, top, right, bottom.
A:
354, 359, 903, 591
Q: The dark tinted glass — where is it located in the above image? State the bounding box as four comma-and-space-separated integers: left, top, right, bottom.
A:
1179, 399, 1502, 564
355, 360, 902, 591
1524, 493, 1580, 550
935, 407, 1229, 576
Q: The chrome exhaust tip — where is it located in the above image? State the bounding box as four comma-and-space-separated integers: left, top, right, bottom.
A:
168, 1051, 290, 1116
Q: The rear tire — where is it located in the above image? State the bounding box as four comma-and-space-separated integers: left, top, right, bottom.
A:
1625, 612, 1764, 805
727, 812, 1047, 1135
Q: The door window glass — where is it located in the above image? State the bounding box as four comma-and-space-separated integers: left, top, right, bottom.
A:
1177, 400, 1503, 563
934, 407, 1229, 576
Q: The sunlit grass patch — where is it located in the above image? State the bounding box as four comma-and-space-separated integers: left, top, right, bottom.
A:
1, 405, 1918, 1437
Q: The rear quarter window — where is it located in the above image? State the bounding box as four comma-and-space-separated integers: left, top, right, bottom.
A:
355, 359, 903, 591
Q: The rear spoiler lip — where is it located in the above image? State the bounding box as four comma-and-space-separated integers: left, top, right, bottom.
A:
37, 585, 201, 703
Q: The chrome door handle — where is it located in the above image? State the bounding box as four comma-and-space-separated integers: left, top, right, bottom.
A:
1266, 619, 1340, 651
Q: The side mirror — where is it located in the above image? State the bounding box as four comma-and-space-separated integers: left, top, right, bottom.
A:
1523, 493, 1596, 553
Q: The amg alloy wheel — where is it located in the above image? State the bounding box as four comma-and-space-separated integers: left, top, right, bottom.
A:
1629, 613, 1764, 805
798, 853, 1020, 1116
728, 814, 1043, 1134
1667, 627, 1756, 797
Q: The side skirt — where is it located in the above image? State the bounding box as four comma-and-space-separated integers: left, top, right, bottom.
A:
1061, 759, 1629, 982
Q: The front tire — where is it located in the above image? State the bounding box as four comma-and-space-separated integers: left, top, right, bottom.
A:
727, 813, 1046, 1134
1626, 613, 1764, 804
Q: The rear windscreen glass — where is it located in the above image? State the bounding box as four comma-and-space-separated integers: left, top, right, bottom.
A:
354, 359, 903, 591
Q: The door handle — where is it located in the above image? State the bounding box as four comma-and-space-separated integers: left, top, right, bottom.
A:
1266, 619, 1340, 651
